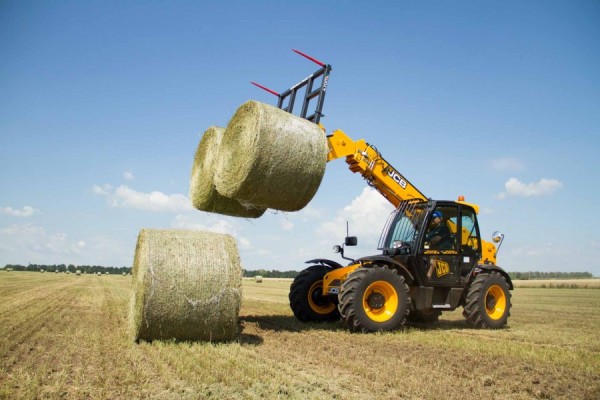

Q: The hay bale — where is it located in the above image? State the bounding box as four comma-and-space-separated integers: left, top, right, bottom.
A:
76, 270, 81, 276
255, 275, 263, 283
190, 126, 266, 218
214, 100, 328, 211
129, 229, 242, 342
97, 272, 102, 276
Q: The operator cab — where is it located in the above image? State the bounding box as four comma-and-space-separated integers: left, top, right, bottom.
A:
379, 200, 482, 286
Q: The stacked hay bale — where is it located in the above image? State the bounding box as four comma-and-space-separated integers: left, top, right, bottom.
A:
128, 229, 242, 342
191, 100, 327, 217
190, 126, 266, 218
214, 100, 328, 212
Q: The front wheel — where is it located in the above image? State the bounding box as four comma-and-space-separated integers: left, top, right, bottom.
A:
338, 266, 410, 333
289, 265, 340, 322
463, 271, 511, 329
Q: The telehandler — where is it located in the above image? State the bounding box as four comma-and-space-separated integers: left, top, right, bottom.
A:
253, 50, 512, 333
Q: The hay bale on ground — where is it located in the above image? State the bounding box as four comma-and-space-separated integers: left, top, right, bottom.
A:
215, 100, 328, 211
255, 275, 263, 283
190, 126, 265, 218
129, 229, 242, 342
76, 270, 81, 276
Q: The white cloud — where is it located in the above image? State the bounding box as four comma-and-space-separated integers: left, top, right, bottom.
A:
318, 187, 395, 245
123, 171, 134, 180
498, 177, 563, 199
172, 213, 236, 234
280, 218, 294, 231
0, 223, 87, 264
490, 158, 525, 172
0, 206, 39, 217
93, 184, 192, 212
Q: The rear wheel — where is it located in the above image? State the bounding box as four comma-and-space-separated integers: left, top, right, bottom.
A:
289, 265, 340, 322
338, 266, 410, 333
463, 271, 511, 328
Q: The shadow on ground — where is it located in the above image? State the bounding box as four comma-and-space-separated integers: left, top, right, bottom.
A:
240, 314, 471, 337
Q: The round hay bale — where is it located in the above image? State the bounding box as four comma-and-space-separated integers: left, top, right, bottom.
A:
190, 126, 266, 218
215, 100, 328, 211
97, 272, 102, 276
76, 270, 81, 276
255, 275, 263, 283
129, 229, 242, 342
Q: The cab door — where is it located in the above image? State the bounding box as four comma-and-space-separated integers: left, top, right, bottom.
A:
419, 205, 460, 285
457, 206, 482, 283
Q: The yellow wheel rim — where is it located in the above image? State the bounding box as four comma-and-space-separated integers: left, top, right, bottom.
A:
485, 284, 507, 320
362, 280, 398, 322
308, 281, 336, 315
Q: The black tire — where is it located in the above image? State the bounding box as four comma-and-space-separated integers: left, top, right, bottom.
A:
289, 265, 340, 322
463, 271, 511, 329
338, 265, 410, 333
407, 308, 442, 323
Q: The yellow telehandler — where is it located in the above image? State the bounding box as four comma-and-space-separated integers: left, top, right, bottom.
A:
253, 50, 512, 333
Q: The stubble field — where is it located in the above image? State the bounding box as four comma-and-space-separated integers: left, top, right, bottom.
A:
1, 272, 599, 399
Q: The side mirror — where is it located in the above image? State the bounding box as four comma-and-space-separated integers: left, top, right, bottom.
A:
345, 236, 358, 246
492, 231, 504, 243
332, 245, 342, 253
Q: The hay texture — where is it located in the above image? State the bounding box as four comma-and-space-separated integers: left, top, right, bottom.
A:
129, 229, 242, 342
215, 100, 328, 211
190, 126, 265, 218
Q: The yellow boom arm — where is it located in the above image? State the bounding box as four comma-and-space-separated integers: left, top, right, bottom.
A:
326, 129, 499, 266
327, 129, 428, 207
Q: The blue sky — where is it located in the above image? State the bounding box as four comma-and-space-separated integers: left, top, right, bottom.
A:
1, 1, 599, 275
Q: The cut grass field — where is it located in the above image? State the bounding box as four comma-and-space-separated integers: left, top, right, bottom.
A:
1, 272, 599, 399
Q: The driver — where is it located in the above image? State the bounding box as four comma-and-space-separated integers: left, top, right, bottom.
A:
426, 211, 453, 279
425, 211, 453, 250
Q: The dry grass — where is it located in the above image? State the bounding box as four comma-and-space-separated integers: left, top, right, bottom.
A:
1, 273, 599, 399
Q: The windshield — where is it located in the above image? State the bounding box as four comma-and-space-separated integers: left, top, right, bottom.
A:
378, 201, 427, 251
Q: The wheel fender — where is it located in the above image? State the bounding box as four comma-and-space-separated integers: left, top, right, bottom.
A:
472, 264, 514, 290
305, 259, 344, 270
355, 256, 415, 285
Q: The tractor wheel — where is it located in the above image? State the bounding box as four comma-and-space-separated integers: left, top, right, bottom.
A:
338, 265, 410, 333
463, 271, 511, 329
289, 265, 340, 322
407, 308, 442, 323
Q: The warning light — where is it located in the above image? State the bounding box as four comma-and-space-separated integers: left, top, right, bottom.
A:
458, 195, 465, 201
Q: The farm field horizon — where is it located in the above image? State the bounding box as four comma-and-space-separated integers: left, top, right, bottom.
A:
1, 272, 599, 399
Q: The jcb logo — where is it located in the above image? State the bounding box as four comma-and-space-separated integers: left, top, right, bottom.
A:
435, 261, 450, 277
387, 169, 407, 189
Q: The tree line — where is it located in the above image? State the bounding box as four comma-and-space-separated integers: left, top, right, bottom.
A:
508, 271, 594, 280
2, 264, 299, 278
3, 265, 593, 280
2, 264, 131, 275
